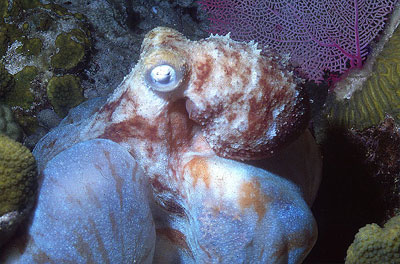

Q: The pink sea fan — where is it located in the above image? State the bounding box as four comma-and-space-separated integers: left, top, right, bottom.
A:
198, 0, 396, 82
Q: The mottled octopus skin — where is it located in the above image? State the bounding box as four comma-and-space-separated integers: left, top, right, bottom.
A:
0, 27, 319, 263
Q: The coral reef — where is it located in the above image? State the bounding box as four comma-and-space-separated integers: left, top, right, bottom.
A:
0, 27, 321, 263
0, 0, 92, 135
0, 133, 37, 248
1, 0, 208, 142
345, 214, 400, 263
16, 37, 42, 56
3, 66, 38, 136
36, 109, 61, 130
0, 0, 7, 19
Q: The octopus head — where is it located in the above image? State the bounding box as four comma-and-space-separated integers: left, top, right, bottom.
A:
140, 27, 309, 160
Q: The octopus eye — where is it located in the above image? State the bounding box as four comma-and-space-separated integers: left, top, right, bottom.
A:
143, 49, 187, 93
146, 64, 180, 92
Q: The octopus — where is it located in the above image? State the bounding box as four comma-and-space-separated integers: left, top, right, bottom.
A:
0, 27, 321, 263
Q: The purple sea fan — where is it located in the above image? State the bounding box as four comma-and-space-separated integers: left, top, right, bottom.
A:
198, 0, 396, 83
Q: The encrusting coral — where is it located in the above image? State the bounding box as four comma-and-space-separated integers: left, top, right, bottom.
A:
0, 133, 37, 248
0, 27, 321, 263
345, 214, 400, 263
50, 29, 91, 70
4, 66, 37, 111
46, 75, 85, 117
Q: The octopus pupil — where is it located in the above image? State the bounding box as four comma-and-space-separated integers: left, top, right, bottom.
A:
151, 65, 175, 85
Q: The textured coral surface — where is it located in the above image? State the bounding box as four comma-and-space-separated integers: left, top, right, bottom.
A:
0, 134, 36, 216
346, 214, 400, 263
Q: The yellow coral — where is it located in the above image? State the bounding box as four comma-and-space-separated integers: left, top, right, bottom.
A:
0, 134, 37, 216
326, 18, 400, 130
345, 215, 400, 264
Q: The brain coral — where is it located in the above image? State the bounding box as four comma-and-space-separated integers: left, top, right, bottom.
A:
324, 7, 400, 130
346, 214, 400, 263
0, 133, 37, 247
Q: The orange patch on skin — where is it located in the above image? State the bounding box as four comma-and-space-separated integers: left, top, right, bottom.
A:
184, 157, 211, 188
239, 180, 271, 222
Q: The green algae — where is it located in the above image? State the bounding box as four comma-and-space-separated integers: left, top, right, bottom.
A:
74, 13, 86, 20
16, 0, 40, 10
22, 22, 29, 31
